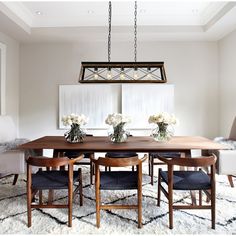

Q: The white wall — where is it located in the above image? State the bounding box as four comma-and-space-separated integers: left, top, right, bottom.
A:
0, 31, 19, 133
19, 41, 218, 139
218, 29, 236, 137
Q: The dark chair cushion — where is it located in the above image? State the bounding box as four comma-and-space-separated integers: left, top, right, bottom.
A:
150, 152, 181, 159
100, 171, 138, 190
65, 151, 91, 159
105, 152, 137, 158
160, 170, 211, 190
32, 170, 80, 190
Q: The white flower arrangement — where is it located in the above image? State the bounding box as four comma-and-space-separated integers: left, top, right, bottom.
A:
62, 113, 88, 127
105, 113, 131, 127
149, 112, 178, 142
62, 113, 88, 143
148, 112, 178, 125
105, 113, 131, 142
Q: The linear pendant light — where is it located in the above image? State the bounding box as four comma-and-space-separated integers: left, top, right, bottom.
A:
78, 1, 167, 83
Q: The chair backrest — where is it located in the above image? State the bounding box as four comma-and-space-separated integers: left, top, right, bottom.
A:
158, 155, 216, 168
229, 117, 236, 140
27, 154, 83, 168
0, 115, 16, 142
27, 156, 71, 168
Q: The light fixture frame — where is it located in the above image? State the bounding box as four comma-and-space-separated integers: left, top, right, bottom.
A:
78, 62, 167, 83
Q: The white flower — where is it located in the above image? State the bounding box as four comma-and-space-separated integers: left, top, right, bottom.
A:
148, 112, 178, 125
62, 113, 88, 126
105, 113, 131, 127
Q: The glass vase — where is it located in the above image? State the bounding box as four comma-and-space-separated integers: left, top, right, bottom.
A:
64, 123, 86, 143
108, 123, 129, 143
151, 123, 174, 142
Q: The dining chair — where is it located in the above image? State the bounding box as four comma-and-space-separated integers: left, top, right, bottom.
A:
148, 152, 181, 185
157, 154, 216, 229
26, 154, 83, 227
91, 154, 147, 228
53, 134, 94, 185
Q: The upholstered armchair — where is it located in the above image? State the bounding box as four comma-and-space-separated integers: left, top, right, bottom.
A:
0, 115, 26, 184
209, 117, 236, 187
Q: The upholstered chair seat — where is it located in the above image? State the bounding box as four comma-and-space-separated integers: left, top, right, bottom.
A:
160, 170, 211, 190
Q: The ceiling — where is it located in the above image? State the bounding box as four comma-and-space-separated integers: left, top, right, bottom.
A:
0, 1, 236, 42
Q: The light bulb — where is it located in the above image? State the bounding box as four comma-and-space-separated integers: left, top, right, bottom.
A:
107, 69, 112, 80
147, 68, 152, 79
94, 68, 98, 80
133, 68, 139, 80
120, 68, 125, 80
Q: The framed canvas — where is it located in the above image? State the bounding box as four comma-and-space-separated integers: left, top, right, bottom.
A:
59, 84, 120, 129
122, 84, 174, 129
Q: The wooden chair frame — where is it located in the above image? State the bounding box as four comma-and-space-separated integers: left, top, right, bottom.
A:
157, 155, 216, 229
26, 155, 83, 227
91, 155, 147, 228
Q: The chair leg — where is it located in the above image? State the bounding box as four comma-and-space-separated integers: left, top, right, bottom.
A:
157, 169, 161, 206
138, 189, 142, 228
211, 187, 216, 229
39, 190, 43, 204
27, 187, 32, 227
96, 189, 100, 228
79, 168, 83, 206
12, 174, 18, 185
68, 187, 73, 227
151, 156, 154, 185
148, 154, 151, 176
168, 179, 173, 229
90, 161, 93, 185
199, 190, 202, 206
68, 168, 73, 228
227, 175, 234, 188
48, 190, 54, 204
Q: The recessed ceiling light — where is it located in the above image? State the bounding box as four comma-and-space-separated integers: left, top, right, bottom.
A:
191, 9, 199, 14
35, 11, 42, 15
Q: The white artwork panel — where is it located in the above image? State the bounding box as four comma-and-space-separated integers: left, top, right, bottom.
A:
59, 84, 120, 129
122, 84, 174, 129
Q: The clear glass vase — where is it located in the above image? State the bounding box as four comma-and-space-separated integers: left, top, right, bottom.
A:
108, 123, 129, 143
151, 123, 174, 142
64, 123, 86, 143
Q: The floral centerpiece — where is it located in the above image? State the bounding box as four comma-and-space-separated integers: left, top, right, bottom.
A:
148, 112, 178, 142
62, 113, 88, 143
105, 113, 131, 143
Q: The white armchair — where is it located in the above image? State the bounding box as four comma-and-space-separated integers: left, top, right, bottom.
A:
210, 117, 236, 187
0, 116, 26, 184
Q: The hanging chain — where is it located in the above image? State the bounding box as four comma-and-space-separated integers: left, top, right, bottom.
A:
134, 1, 137, 62
108, 1, 112, 62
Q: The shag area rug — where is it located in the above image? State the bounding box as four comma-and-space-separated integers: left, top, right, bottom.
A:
0, 165, 235, 234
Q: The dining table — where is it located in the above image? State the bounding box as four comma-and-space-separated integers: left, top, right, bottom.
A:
19, 135, 226, 155
19, 135, 227, 205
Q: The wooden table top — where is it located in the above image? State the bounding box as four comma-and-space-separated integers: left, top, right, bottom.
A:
19, 136, 227, 152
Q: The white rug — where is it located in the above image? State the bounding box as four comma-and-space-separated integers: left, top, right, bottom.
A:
0, 165, 235, 234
